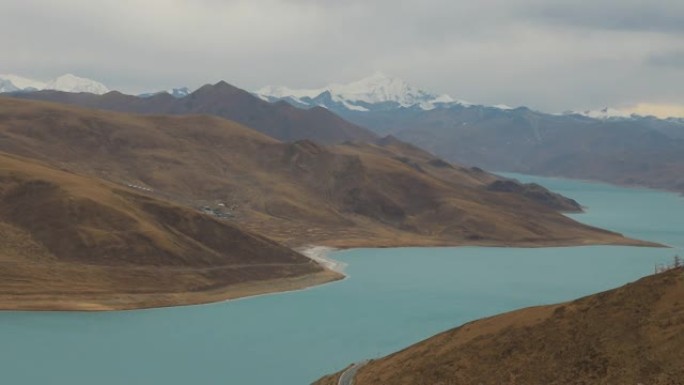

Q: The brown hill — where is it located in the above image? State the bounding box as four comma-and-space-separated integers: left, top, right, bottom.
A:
0, 97, 650, 249
317, 267, 684, 385
486, 179, 582, 212
11, 81, 378, 145
368, 135, 581, 212
0, 152, 336, 310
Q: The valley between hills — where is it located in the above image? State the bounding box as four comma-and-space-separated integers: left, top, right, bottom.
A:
0, 91, 660, 310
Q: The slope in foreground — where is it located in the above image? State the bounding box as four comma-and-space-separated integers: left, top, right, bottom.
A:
317, 267, 684, 385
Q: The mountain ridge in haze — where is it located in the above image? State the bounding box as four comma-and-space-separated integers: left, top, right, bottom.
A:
11, 81, 377, 145
258, 74, 684, 194
257, 73, 684, 119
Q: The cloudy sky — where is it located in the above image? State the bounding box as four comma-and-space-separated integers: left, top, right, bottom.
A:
2, 0, 684, 115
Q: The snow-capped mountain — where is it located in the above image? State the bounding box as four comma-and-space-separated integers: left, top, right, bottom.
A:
569, 107, 684, 121
139, 87, 193, 98
256, 72, 471, 112
0, 74, 47, 91
0, 79, 19, 93
44, 74, 109, 94
0, 73, 109, 94
168, 87, 191, 98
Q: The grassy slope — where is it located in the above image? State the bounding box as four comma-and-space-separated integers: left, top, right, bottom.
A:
318, 268, 684, 385
0, 152, 337, 310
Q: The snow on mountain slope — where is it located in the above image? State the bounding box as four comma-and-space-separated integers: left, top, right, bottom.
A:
256, 72, 470, 111
580, 107, 633, 119
325, 72, 447, 106
560, 107, 641, 120
0, 79, 19, 93
571, 106, 684, 120
257, 73, 682, 122
168, 87, 191, 98
0, 74, 46, 90
0, 74, 108, 94
257, 84, 324, 100
139, 87, 193, 98
44, 74, 109, 94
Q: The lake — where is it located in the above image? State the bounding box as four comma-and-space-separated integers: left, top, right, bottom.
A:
0, 174, 682, 385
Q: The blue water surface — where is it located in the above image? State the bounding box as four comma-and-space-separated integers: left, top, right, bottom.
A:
0, 174, 682, 385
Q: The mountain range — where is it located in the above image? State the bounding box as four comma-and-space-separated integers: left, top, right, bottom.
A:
11, 81, 377, 145
0, 73, 109, 94
256, 72, 471, 112
8, 72, 684, 192
7, 71, 682, 119
256, 72, 684, 120
257, 74, 684, 193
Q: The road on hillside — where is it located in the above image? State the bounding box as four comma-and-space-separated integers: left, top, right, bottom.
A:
338, 360, 370, 385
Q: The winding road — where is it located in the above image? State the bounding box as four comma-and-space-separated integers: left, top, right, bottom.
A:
338, 360, 370, 385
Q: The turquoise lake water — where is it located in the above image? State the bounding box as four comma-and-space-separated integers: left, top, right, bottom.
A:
1, 174, 683, 385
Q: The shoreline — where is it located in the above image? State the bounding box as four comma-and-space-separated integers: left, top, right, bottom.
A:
0, 238, 666, 312
0, 268, 345, 312
209, 246, 351, 307
296, 245, 348, 275
495, 170, 684, 197
307, 236, 665, 250
0, 246, 349, 312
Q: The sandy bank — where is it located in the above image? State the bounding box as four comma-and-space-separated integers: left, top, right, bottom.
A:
297, 245, 348, 274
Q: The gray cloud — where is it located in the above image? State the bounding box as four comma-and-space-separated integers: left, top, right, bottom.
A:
529, 0, 684, 34
648, 51, 684, 67
0, 0, 683, 112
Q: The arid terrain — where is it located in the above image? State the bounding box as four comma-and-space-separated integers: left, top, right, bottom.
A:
0, 96, 659, 310
317, 267, 684, 385
0, 151, 338, 310
0, 97, 651, 249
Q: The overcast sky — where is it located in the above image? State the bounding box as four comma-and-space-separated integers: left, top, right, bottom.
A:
2, 0, 684, 115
